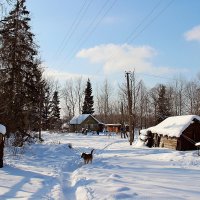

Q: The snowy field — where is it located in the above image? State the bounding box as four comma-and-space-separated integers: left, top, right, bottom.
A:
1, 132, 200, 200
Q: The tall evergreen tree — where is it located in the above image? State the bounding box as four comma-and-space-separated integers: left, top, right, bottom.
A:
50, 91, 61, 130
82, 79, 94, 114
0, 0, 44, 139
156, 84, 171, 123
41, 84, 52, 130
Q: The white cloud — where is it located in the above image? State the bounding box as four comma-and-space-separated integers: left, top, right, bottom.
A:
184, 25, 200, 42
43, 68, 90, 82
76, 43, 178, 75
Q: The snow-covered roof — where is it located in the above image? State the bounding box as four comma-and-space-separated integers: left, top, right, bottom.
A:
195, 142, 200, 146
140, 115, 200, 138
105, 124, 121, 126
69, 114, 101, 125
0, 124, 6, 135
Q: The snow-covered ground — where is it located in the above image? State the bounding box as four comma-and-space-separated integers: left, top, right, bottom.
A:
1, 132, 200, 200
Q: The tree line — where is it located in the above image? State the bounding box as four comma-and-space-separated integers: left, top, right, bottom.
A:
0, 0, 61, 145
62, 73, 200, 132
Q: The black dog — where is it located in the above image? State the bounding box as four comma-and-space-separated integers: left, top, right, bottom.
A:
81, 149, 94, 164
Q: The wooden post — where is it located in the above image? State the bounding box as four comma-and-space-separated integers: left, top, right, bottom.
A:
125, 71, 133, 145
0, 134, 4, 168
195, 143, 200, 156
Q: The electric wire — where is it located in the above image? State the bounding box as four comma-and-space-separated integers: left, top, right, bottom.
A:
66, 0, 112, 60
125, 0, 162, 43
136, 72, 177, 81
94, 0, 175, 79
54, 0, 93, 62
54, 0, 88, 58
59, 0, 118, 67
128, 0, 174, 43
51, 0, 174, 83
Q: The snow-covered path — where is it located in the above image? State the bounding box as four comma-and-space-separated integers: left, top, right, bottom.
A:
1, 132, 200, 200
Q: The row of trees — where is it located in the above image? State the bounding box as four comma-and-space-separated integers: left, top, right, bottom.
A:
62, 78, 95, 122
62, 73, 200, 131
0, 0, 61, 145
0, 0, 95, 143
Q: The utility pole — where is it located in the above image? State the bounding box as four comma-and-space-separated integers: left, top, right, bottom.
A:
125, 71, 133, 145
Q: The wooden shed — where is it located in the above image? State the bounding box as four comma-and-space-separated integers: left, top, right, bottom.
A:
105, 124, 121, 133
69, 114, 103, 132
140, 115, 200, 151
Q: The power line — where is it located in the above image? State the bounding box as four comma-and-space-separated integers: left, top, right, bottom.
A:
62, 0, 118, 66
54, 0, 93, 61
128, 0, 174, 43
54, 0, 87, 57
51, 0, 174, 84
136, 72, 177, 81
95, 0, 175, 77
126, 0, 162, 43
125, 0, 175, 82
69, 0, 111, 50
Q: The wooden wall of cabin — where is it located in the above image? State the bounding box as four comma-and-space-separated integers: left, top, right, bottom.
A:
69, 124, 102, 133
159, 136, 178, 150
82, 116, 99, 131
106, 125, 121, 133
152, 133, 177, 149
153, 133, 160, 147
180, 121, 200, 151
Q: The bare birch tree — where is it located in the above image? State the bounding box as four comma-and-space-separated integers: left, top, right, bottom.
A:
184, 81, 199, 114
170, 77, 186, 116
62, 77, 84, 118
95, 79, 113, 123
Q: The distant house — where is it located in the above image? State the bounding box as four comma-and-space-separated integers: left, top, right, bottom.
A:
69, 114, 104, 132
105, 124, 121, 133
105, 124, 130, 133
140, 115, 200, 151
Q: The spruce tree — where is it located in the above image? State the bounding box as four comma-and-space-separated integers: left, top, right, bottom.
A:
41, 84, 52, 130
50, 91, 61, 130
82, 79, 94, 114
156, 84, 171, 123
0, 0, 44, 139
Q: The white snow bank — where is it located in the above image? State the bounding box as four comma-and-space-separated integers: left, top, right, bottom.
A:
0, 124, 6, 135
1, 132, 200, 199
140, 115, 200, 138
134, 138, 147, 148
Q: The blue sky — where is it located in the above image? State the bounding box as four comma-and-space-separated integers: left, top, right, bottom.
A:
25, 0, 200, 87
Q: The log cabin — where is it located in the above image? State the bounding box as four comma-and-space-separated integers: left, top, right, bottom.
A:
140, 115, 200, 151
69, 114, 104, 133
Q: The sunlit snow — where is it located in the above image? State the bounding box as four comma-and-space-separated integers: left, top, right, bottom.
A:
1, 132, 200, 200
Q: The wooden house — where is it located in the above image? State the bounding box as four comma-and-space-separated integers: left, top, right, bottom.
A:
105, 124, 121, 133
69, 114, 103, 132
140, 115, 200, 151
105, 124, 129, 133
